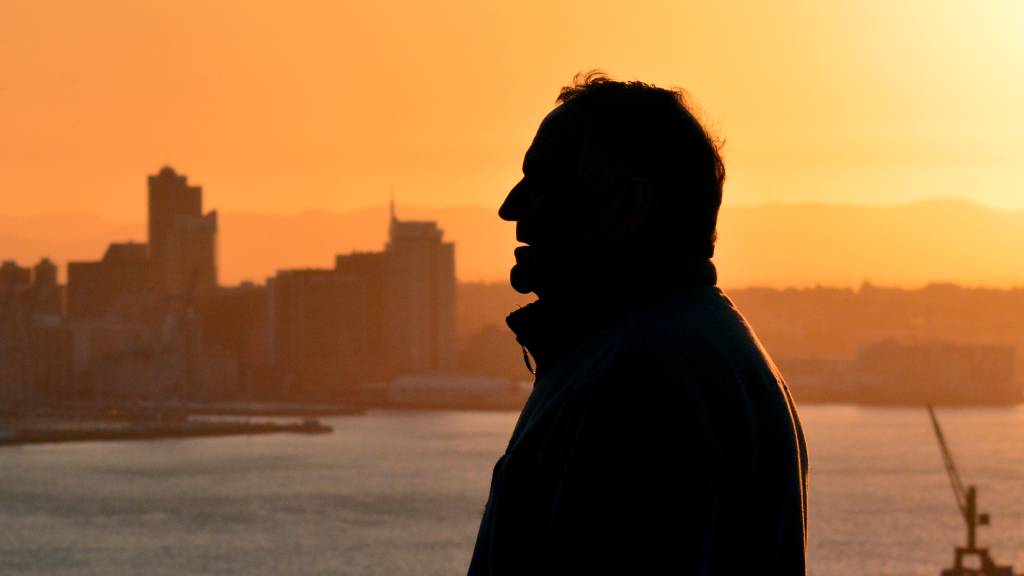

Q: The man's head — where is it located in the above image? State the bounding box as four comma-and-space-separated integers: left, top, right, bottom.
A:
500, 72, 725, 300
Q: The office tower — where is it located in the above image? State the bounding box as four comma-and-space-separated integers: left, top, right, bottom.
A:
147, 166, 218, 296
384, 202, 456, 374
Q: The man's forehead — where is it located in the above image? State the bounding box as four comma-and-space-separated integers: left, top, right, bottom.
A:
523, 105, 578, 172
537, 105, 569, 137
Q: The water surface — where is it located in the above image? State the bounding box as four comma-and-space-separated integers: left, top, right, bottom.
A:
1, 407, 1021, 575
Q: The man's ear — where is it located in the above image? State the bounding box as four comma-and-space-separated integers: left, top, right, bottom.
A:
618, 177, 653, 236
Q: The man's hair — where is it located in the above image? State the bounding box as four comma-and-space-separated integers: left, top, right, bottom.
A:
555, 71, 725, 259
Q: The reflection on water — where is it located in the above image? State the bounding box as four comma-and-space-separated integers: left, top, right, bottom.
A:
0, 407, 1022, 575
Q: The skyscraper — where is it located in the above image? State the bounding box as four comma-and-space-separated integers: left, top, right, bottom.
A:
147, 166, 217, 296
384, 202, 456, 374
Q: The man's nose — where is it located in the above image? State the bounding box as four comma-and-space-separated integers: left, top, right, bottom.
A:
499, 179, 528, 222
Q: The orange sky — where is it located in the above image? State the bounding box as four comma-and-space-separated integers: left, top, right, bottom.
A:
2, 1, 1022, 221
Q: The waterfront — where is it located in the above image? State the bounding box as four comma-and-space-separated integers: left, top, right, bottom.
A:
1, 406, 1022, 575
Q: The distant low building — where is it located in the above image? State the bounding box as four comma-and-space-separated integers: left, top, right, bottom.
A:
387, 374, 529, 410
197, 282, 270, 400
851, 340, 1019, 405
0, 260, 31, 291
27, 316, 73, 402
267, 269, 370, 400
0, 258, 70, 407
0, 266, 28, 404
335, 251, 388, 380
69, 319, 157, 400
774, 356, 853, 404
67, 242, 155, 320
32, 258, 62, 316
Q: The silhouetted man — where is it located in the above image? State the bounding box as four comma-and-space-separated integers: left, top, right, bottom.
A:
468, 73, 808, 575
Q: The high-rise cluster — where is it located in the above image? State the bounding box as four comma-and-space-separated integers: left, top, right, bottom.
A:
0, 167, 457, 407
266, 200, 456, 398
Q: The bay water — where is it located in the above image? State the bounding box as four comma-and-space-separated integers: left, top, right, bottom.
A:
1, 406, 1022, 575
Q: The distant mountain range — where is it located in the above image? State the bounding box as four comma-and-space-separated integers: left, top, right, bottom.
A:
2, 199, 1022, 288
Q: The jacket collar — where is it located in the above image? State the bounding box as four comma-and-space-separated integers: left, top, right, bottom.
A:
506, 259, 717, 379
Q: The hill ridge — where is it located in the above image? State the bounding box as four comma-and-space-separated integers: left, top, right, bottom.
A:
1, 199, 1021, 287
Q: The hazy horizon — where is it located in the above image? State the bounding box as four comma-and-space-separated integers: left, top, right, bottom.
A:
4, 196, 1024, 289
3, 3, 1024, 575
14, 194, 1024, 221
5, 1, 1022, 288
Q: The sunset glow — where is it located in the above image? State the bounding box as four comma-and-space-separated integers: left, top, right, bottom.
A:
4, 5, 1024, 575
2, 1, 1023, 286
3, 1, 1022, 213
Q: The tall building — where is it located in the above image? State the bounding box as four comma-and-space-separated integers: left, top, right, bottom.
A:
148, 166, 218, 296
263, 204, 457, 396
164, 211, 217, 296
384, 202, 456, 374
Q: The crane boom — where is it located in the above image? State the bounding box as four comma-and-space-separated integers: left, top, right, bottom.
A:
927, 404, 968, 519
926, 405, 1017, 575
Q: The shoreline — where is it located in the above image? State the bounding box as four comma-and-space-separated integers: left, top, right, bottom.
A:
0, 418, 332, 448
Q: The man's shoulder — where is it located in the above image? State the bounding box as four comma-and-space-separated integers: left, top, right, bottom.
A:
582, 286, 782, 400
534, 286, 783, 411
616, 286, 764, 360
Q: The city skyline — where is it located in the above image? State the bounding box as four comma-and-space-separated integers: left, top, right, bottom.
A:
4, 195, 1024, 288
2, 166, 1021, 409
1, 165, 461, 407
3, 4, 1022, 574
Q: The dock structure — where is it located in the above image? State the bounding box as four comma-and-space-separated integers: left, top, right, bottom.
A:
928, 405, 1015, 576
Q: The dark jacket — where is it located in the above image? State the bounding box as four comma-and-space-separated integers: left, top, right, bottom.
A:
468, 265, 808, 575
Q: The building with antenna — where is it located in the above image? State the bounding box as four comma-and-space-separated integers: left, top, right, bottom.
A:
384, 200, 456, 374
7, 171, 461, 405
266, 201, 457, 397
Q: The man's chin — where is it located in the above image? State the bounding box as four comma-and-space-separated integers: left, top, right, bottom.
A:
509, 264, 535, 295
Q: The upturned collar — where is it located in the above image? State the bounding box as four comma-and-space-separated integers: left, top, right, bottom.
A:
506, 259, 717, 378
